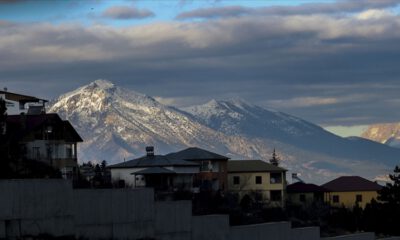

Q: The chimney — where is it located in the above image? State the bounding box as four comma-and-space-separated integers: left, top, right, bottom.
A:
146, 146, 154, 157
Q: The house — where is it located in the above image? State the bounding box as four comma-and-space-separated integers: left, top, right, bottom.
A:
6, 113, 83, 179
1, 90, 83, 179
108, 146, 199, 191
166, 147, 229, 191
227, 160, 287, 206
287, 181, 326, 206
321, 176, 382, 208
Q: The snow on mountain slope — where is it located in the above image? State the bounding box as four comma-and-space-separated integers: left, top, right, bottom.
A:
49, 80, 235, 162
185, 99, 400, 167
362, 123, 400, 148
47, 80, 400, 183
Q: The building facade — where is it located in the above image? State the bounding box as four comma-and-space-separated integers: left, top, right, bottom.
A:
109, 146, 199, 191
166, 147, 229, 191
227, 160, 287, 206
287, 182, 326, 206
321, 176, 382, 208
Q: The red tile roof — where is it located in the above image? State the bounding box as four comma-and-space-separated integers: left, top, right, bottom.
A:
321, 176, 382, 192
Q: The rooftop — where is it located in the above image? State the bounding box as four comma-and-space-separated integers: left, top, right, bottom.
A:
6, 113, 83, 142
227, 160, 287, 173
166, 147, 229, 161
321, 176, 382, 192
287, 182, 327, 193
108, 154, 199, 169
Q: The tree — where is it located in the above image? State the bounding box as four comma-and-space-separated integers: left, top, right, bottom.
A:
378, 165, 400, 205
269, 148, 280, 166
0, 97, 7, 136
101, 160, 107, 171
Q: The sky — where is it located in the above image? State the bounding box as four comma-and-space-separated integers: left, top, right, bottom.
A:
1, 0, 400, 137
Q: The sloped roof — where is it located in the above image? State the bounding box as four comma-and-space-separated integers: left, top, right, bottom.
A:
321, 176, 382, 192
227, 160, 287, 173
166, 147, 229, 161
132, 167, 176, 175
0, 90, 48, 103
108, 154, 199, 169
6, 113, 83, 142
287, 182, 327, 193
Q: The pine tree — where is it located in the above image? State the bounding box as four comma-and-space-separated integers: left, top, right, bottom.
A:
378, 165, 400, 205
270, 148, 280, 166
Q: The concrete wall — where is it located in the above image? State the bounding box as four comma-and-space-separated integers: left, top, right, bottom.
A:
155, 201, 192, 240
290, 227, 320, 240
0, 221, 5, 239
1, 180, 399, 240
74, 188, 154, 240
322, 232, 375, 240
0, 179, 74, 238
192, 215, 229, 240
228, 222, 291, 240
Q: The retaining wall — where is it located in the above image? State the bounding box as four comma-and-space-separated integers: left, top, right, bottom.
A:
1, 180, 399, 240
192, 215, 229, 240
74, 188, 154, 240
155, 201, 192, 240
290, 227, 321, 240
322, 232, 375, 240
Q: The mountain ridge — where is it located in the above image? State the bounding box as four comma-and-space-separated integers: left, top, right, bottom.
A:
48, 80, 400, 183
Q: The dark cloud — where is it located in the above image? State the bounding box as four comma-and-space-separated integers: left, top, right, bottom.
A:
1, 8, 400, 126
0, 0, 26, 4
101, 6, 154, 19
176, 0, 400, 19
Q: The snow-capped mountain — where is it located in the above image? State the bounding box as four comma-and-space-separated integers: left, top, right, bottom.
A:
362, 123, 400, 148
48, 80, 400, 183
185, 99, 400, 166
49, 80, 234, 162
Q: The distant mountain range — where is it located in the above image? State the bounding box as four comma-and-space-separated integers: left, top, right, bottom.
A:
48, 80, 400, 183
362, 123, 400, 148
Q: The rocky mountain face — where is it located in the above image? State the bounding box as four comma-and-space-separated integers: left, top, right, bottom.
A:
362, 123, 400, 148
48, 80, 400, 183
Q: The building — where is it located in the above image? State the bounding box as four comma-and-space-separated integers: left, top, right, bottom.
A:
1, 90, 83, 179
287, 181, 326, 206
227, 160, 287, 206
108, 146, 199, 191
321, 176, 382, 208
166, 147, 229, 191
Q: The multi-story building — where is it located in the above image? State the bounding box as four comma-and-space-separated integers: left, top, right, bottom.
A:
227, 160, 287, 206
166, 147, 229, 191
108, 146, 200, 191
1, 90, 83, 179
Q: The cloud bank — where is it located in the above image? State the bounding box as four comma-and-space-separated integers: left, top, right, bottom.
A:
1, 0, 400, 126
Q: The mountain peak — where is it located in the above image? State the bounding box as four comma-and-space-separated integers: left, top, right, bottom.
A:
91, 79, 115, 90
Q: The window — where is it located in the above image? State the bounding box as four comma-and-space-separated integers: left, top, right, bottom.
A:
66, 144, 73, 158
270, 173, 282, 184
200, 161, 213, 172
300, 194, 306, 202
332, 195, 339, 203
255, 176, 262, 184
233, 176, 240, 185
270, 190, 282, 201
356, 194, 362, 203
